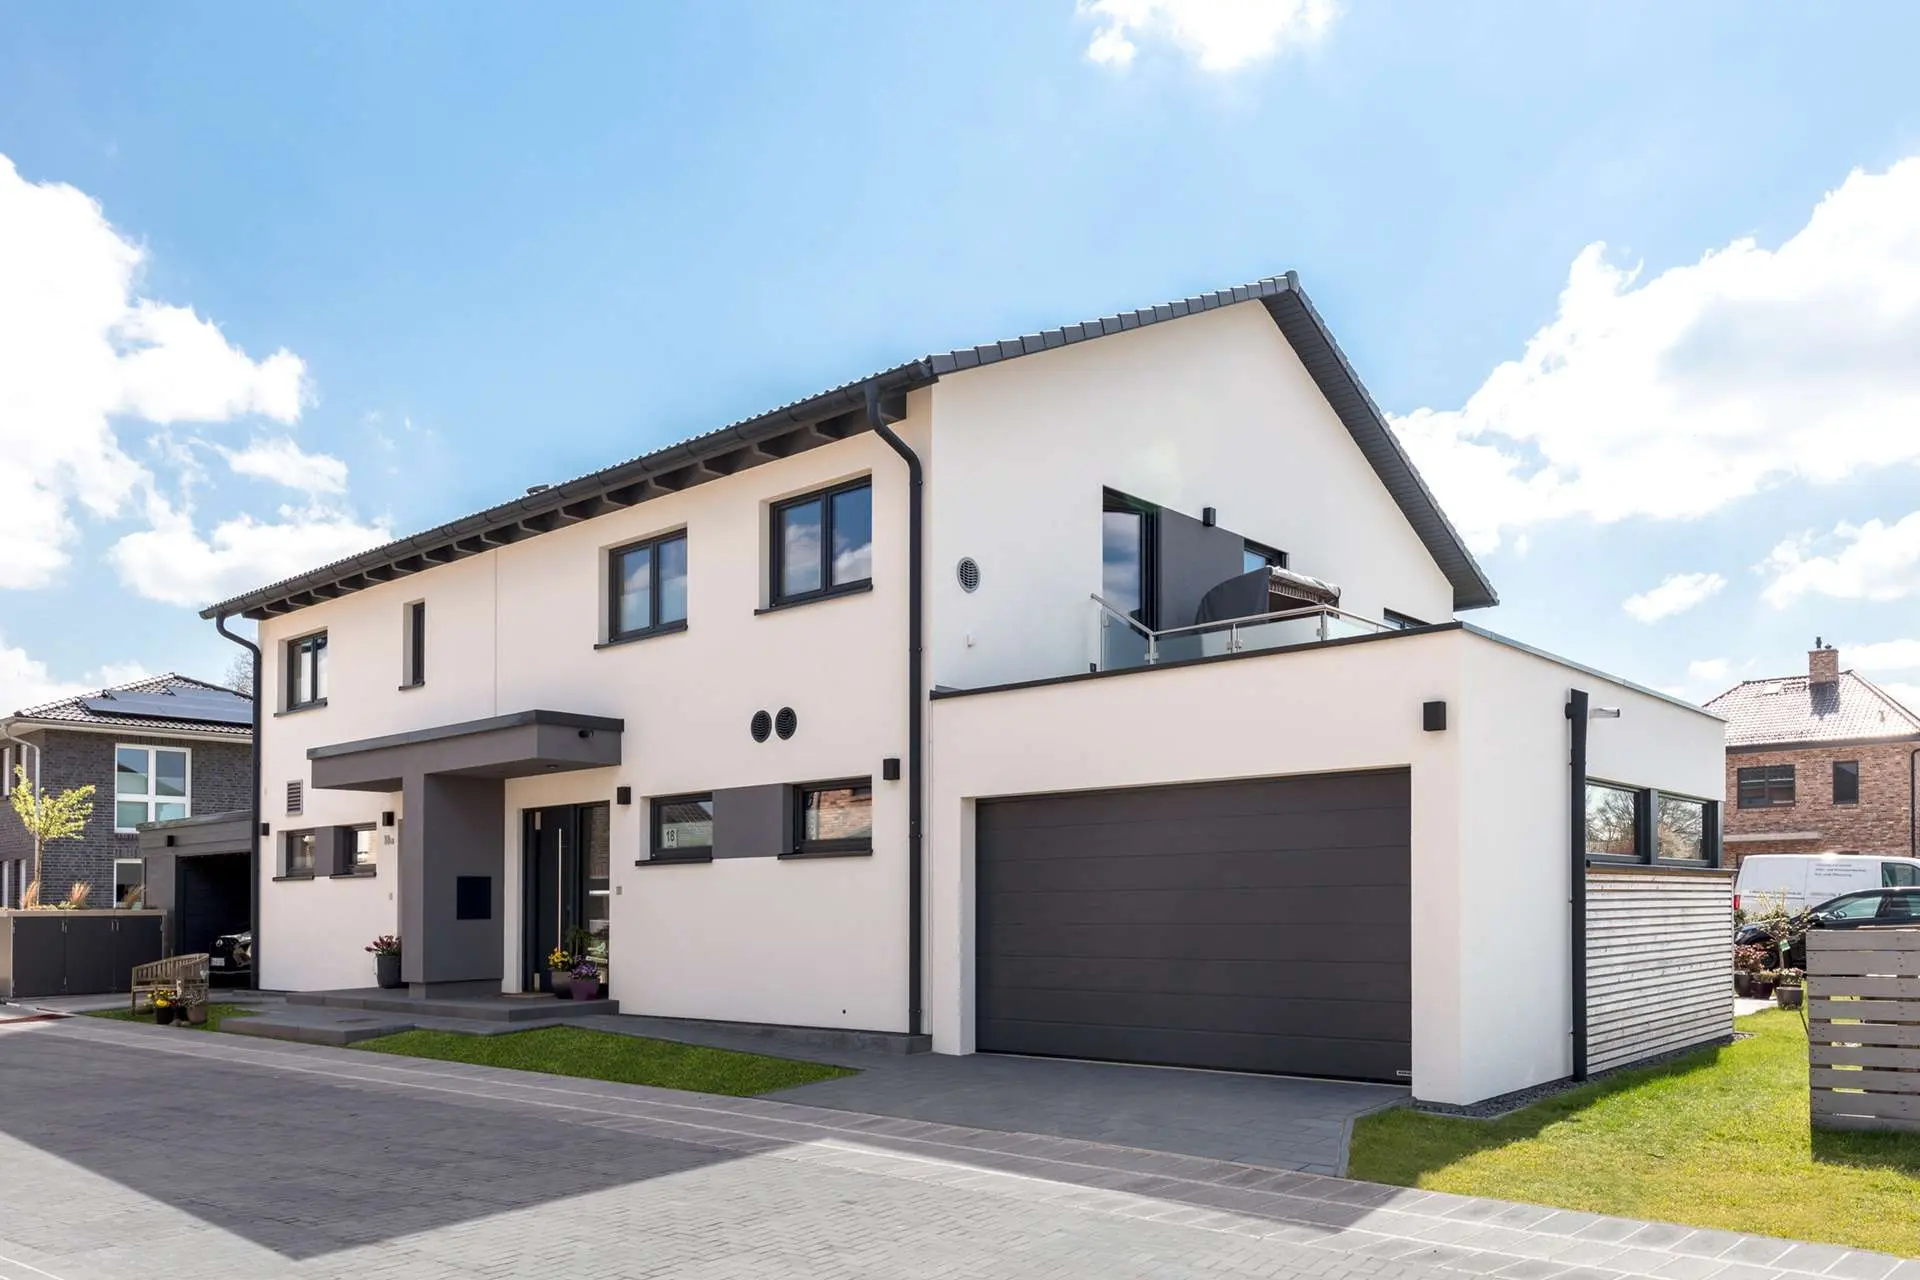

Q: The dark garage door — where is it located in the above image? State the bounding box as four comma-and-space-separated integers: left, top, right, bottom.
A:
976, 769, 1411, 1082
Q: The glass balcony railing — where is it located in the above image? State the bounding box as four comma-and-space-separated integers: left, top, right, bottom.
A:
1089, 595, 1392, 673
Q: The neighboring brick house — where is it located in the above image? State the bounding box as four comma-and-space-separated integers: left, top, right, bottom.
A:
1704, 642, 1920, 867
0, 674, 252, 907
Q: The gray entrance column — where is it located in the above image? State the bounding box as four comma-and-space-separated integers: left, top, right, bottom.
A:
309, 710, 623, 997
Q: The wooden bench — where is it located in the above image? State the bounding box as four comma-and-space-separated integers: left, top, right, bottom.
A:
131, 953, 210, 1014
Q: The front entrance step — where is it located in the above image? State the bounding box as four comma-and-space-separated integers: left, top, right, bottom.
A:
285, 989, 618, 1022
227, 1012, 419, 1047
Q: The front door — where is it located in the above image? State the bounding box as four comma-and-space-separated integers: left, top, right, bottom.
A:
521, 803, 612, 992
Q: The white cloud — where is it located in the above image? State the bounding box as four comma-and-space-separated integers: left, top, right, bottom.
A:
223, 437, 350, 496
1878, 682, 1920, 718
1622, 571, 1727, 623
1841, 638, 1920, 673
0, 153, 309, 588
1392, 157, 1920, 554
1687, 657, 1732, 683
1078, 0, 1338, 71
0, 635, 149, 717
108, 500, 391, 609
1759, 511, 1920, 607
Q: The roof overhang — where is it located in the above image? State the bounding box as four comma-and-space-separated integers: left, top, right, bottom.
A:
308, 710, 624, 793
0, 717, 251, 744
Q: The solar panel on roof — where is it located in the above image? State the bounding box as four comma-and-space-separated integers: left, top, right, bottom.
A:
81, 690, 252, 726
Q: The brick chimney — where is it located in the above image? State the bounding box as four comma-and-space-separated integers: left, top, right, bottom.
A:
1809, 637, 1840, 687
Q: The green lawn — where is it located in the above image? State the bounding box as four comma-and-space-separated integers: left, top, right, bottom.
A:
354, 1025, 856, 1097
1349, 1010, 1920, 1256
84, 1002, 258, 1033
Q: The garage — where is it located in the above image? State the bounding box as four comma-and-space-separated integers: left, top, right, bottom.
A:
975, 769, 1410, 1082
137, 811, 254, 984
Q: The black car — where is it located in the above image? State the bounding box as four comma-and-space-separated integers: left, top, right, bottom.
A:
1738, 886, 1920, 969
209, 930, 252, 983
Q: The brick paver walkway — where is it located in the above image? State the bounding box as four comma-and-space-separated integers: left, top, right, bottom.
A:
0, 1017, 1910, 1280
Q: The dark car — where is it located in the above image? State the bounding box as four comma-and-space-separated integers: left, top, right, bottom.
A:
209, 931, 252, 983
1738, 887, 1920, 969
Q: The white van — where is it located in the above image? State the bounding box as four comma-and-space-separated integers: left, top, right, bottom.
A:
1734, 853, 1920, 914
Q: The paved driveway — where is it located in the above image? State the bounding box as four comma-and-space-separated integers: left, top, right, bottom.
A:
0, 1018, 1909, 1280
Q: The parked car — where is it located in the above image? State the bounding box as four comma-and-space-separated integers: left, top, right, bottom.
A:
209, 930, 252, 983
1733, 853, 1920, 916
1737, 886, 1920, 969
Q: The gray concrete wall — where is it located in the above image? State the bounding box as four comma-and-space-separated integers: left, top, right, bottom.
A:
402, 773, 504, 988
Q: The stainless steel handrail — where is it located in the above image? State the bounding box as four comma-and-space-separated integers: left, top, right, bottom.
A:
1089, 593, 1390, 666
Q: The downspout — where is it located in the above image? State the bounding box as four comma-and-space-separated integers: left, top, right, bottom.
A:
0, 722, 41, 901
215, 613, 263, 991
1565, 689, 1589, 1082
866, 383, 924, 1039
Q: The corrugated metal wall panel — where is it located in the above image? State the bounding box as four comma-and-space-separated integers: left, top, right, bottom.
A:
1586, 870, 1733, 1074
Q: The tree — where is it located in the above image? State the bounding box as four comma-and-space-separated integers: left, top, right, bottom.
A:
223, 651, 256, 698
7, 764, 94, 900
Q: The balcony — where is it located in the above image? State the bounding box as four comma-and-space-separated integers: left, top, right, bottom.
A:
1090, 594, 1390, 673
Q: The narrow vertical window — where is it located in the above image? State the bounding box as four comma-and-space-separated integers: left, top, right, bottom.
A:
1833, 760, 1860, 806
403, 601, 426, 687
287, 632, 328, 709
1101, 491, 1156, 625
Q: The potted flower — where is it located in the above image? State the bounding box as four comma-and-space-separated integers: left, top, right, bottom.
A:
548, 946, 573, 998
152, 993, 176, 1026
569, 957, 602, 1002
185, 999, 208, 1027
1774, 968, 1805, 1010
1733, 944, 1768, 997
365, 935, 403, 989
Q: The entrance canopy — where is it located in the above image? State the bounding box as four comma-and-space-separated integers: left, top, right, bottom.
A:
309, 710, 623, 791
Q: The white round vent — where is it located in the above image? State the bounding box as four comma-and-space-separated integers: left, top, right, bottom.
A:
956, 557, 981, 593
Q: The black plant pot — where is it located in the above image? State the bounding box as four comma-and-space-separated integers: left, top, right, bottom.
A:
375, 953, 404, 989
1733, 972, 1753, 997
1776, 985, 1804, 1010
155, 1005, 176, 1026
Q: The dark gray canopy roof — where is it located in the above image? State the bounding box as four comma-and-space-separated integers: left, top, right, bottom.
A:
202, 273, 1496, 621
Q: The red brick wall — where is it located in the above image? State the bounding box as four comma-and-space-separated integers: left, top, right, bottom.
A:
1722, 740, 1917, 866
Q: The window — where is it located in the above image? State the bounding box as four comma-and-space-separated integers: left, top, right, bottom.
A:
771, 480, 871, 606
402, 600, 426, 687
1833, 760, 1860, 806
1383, 610, 1428, 630
1101, 491, 1155, 624
1878, 893, 1917, 922
609, 531, 689, 641
1821, 892, 1882, 921
1584, 782, 1640, 858
284, 830, 316, 878
1656, 795, 1708, 862
114, 745, 190, 832
583, 803, 610, 960
1884, 862, 1920, 888
287, 631, 328, 710
1242, 540, 1286, 575
793, 780, 873, 855
345, 824, 377, 875
1737, 764, 1795, 808
114, 859, 144, 909
651, 794, 714, 861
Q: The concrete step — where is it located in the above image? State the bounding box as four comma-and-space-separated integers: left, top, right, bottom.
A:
227, 1013, 418, 1047
285, 989, 618, 1022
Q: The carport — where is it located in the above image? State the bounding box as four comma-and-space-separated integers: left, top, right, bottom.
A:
138, 811, 253, 975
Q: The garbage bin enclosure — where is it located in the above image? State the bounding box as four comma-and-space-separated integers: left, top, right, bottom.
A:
0, 910, 165, 998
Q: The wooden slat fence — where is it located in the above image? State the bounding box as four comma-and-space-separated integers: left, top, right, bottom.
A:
1586, 869, 1733, 1073
1807, 929, 1920, 1133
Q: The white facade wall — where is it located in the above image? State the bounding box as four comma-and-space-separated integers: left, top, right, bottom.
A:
253, 402, 929, 1029
925, 302, 1458, 691
925, 626, 1724, 1106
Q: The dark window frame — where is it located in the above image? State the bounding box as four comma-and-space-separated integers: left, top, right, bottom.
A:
1833, 760, 1860, 806
1383, 609, 1428, 630
1101, 489, 1159, 628
1584, 779, 1720, 869
789, 778, 875, 857
1242, 538, 1287, 574
338, 823, 378, 878
286, 631, 328, 711
770, 479, 873, 608
607, 529, 690, 644
1583, 780, 1644, 863
402, 600, 426, 689
1736, 764, 1796, 809
282, 829, 317, 880
649, 792, 715, 863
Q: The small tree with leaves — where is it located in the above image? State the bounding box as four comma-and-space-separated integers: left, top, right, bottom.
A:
7, 764, 95, 902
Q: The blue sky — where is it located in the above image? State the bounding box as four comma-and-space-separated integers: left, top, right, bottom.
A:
3, 1, 1919, 710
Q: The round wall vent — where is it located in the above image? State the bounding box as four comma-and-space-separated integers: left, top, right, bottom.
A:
750, 710, 773, 743
956, 557, 981, 593
774, 706, 798, 740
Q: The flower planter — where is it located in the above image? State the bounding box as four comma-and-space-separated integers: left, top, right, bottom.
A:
154, 1004, 176, 1026
375, 952, 404, 989
571, 977, 600, 1002
186, 1002, 208, 1026
550, 969, 573, 999
1776, 985, 1804, 1010
1733, 972, 1753, 998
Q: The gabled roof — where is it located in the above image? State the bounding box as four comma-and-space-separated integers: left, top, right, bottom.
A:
5, 673, 253, 739
1703, 670, 1920, 749
200, 272, 1497, 622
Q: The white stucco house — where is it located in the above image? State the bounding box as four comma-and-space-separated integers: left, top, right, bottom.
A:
201, 274, 1730, 1107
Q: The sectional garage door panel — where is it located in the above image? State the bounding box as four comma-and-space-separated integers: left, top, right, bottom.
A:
976, 770, 1411, 1082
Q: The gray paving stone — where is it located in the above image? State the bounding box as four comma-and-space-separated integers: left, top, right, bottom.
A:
1826, 1256, 1902, 1280
1774, 1244, 1854, 1276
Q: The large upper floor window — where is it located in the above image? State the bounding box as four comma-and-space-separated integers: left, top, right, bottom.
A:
1737, 764, 1795, 808
609, 530, 688, 642
115, 745, 189, 832
287, 631, 328, 710
772, 480, 871, 606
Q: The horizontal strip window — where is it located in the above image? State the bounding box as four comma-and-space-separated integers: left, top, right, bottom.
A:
649, 793, 713, 862
1586, 779, 1719, 868
1736, 763, 1794, 808
791, 779, 873, 856
609, 531, 688, 644
771, 479, 871, 607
